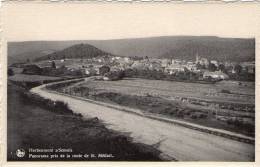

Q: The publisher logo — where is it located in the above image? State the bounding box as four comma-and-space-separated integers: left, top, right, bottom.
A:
16, 149, 25, 158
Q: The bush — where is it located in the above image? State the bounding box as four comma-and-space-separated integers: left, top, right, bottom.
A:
176, 111, 184, 118
8, 68, 14, 76
54, 101, 73, 114
99, 66, 110, 75
104, 70, 125, 81
190, 114, 198, 119
183, 109, 191, 115
220, 89, 231, 94
198, 113, 207, 118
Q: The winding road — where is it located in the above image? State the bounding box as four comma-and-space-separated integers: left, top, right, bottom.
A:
31, 82, 254, 161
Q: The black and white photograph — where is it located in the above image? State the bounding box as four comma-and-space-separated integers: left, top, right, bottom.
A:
2, 3, 259, 163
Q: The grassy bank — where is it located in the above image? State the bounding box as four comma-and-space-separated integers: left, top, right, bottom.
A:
8, 82, 162, 161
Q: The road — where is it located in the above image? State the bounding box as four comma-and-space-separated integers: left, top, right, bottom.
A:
31, 85, 254, 161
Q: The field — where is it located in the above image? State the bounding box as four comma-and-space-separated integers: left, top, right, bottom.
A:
36, 59, 98, 69
61, 78, 255, 136
81, 78, 254, 104
8, 73, 69, 89
9, 74, 62, 82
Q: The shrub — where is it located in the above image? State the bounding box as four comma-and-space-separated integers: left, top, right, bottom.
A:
183, 109, 191, 115
190, 114, 198, 119
198, 113, 207, 118
8, 68, 14, 76
176, 111, 184, 118
220, 89, 231, 94
104, 70, 125, 81
55, 101, 73, 114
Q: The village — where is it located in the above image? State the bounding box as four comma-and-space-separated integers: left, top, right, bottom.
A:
10, 53, 255, 83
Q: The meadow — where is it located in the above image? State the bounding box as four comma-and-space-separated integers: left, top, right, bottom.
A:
79, 78, 255, 105
9, 74, 62, 82
63, 78, 255, 136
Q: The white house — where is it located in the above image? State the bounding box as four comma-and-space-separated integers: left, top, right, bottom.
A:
203, 71, 229, 80
210, 60, 219, 67
165, 64, 186, 74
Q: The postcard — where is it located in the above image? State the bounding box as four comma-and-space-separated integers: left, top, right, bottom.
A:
1, 2, 259, 167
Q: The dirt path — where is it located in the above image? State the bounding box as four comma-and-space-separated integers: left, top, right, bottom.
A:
31, 83, 254, 161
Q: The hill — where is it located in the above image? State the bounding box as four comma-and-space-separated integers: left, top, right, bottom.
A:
160, 37, 255, 62
8, 41, 85, 64
8, 49, 56, 65
34, 43, 112, 61
8, 36, 255, 64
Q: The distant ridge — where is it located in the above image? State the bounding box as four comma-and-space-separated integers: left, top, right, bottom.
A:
160, 37, 255, 62
34, 43, 112, 61
8, 36, 255, 64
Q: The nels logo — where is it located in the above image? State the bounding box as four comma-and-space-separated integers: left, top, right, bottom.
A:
16, 149, 25, 158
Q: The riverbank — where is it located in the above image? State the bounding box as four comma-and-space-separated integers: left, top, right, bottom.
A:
7, 82, 163, 161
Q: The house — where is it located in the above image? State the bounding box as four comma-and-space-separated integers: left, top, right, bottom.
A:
165, 64, 186, 74
161, 59, 171, 67
124, 57, 130, 62
247, 66, 255, 74
172, 59, 182, 65
203, 71, 229, 80
186, 64, 199, 72
131, 61, 149, 70
84, 67, 97, 75
148, 62, 163, 71
199, 58, 209, 67
210, 60, 219, 67
241, 62, 255, 74
112, 64, 127, 71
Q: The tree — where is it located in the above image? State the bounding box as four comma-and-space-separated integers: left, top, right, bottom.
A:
60, 65, 66, 69
196, 62, 206, 70
105, 70, 125, 81
8, 68, 14, 76
124, 68, 136, 77
80, 56, 83, 62
208, 63, 217, 72
51, 61, 56, 69
145, 56, 149, 62
218, 64, 226, 72
234, 64, 242, 74
196, 63, 203, 69
99, 66, 110, 75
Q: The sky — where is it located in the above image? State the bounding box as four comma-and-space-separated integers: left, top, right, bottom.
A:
2, 3, 260, 41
